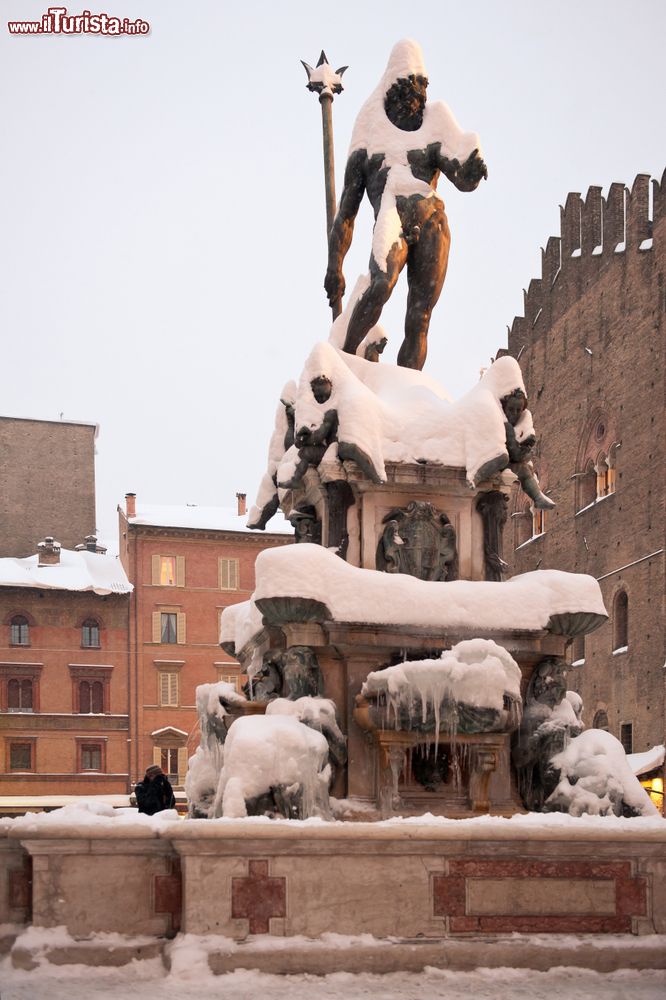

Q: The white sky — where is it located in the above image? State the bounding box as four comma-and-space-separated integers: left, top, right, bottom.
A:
1, 0, 664, 541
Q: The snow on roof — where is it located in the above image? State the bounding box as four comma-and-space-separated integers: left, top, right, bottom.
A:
128, 504, 293, 535
627, 745, 665, 776
221, 544, 607, 652
0, 547, 131, 595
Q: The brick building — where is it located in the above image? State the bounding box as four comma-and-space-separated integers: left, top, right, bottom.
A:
0, 417, 97, 557
502, 172, 665, 781
118, 494, 293, 789
0, 536, 132, 800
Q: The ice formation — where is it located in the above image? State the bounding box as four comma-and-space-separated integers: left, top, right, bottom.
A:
212, 714, 331, 819
361, 639, 522, 734
546, 729, 658, 818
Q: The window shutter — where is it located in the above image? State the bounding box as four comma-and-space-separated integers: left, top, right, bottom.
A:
160, 672, 170, 705
177, 613, 186, 645
219, 558, 239, 590
152, 612, 162, 644
152, 746, 162, 767
152, 555, 160, 586
176, 556, 185, 588
170, 672, 179, 706
177, 747, 188, 785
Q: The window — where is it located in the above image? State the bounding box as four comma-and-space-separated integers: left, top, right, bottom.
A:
620, 722, 633, 755
217, 670, 240, 691
571, 635, 585, 666
161, 613, 177, 644
10, 616, 30, 646
79, 679, 104, 714
9, 741, 34, 771
532, 508, 546, 538
161, 747, 179, 782
152, 555, 185, 587
596, 456, 612, 499
81, 619, 100, 648
613, 591, 628, 651
219, 557, 239, 591
159, 671, 179, 707
593, 710, 609, 731
152, 610, 185, 645
80, 743, 102, 770
7, 678, 33, 712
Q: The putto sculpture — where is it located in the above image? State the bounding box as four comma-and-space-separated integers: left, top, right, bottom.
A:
325, 38, 487, 369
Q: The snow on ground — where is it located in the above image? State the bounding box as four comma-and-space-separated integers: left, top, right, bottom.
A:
1, 958, 665, 1000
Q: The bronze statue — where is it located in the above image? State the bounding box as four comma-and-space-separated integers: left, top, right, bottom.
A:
325, 39, 487, 370
501, 389, 555, 510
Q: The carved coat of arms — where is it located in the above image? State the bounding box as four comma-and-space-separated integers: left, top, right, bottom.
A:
376, 501, 457, 581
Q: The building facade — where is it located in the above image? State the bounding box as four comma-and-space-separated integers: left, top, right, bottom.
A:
0, 416, 97, 557
503, 171, 665, 773
0, 537, 132, 800
118, 494, 293, 790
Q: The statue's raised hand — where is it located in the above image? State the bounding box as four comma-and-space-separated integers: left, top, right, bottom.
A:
324, 268, 345, 307
458, 148, 488, 189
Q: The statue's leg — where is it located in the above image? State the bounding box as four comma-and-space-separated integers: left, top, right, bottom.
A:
398, 209, 451, 370
343, 240, 407, 356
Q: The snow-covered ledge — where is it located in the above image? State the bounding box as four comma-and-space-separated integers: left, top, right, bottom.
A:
2, 809, 665, 945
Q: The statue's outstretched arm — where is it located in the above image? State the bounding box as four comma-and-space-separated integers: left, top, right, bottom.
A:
434, 144, 488, 193
325, 149, 367, 307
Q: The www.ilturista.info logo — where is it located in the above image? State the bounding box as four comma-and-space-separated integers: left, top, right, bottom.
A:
8, 7, 150, 34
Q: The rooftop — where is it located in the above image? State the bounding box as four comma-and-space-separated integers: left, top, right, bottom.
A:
126, 503, 293, 536
0, 547, 132, 595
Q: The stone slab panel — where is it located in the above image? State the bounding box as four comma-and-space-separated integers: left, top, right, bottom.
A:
466, 877, 615, 915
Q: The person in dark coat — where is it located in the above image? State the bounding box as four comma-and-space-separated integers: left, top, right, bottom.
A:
134, 764, 176, 815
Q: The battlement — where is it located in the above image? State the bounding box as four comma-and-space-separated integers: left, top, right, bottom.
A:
507, 170, 665, 348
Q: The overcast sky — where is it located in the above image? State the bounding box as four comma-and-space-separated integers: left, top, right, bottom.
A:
1, 0, 664, 543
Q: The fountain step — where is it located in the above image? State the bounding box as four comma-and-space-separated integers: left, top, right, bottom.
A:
202, 934, 666, 976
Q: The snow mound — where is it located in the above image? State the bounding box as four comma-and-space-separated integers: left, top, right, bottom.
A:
213, 715, 330, 819
547, 729, 658, 818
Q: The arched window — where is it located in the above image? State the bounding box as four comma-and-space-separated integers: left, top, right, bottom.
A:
532, 508, 546, 538
596, 454, 611, 499
79, 680, 104, 714
593, 710, 609, 731
81, 619, 100, 648
613, 591, 628, 651
578, 459, 597, 511
7, 678, 33, 712
10, 615, 30, 646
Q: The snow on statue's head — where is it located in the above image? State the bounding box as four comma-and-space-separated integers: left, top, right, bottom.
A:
382, 40, 429, 131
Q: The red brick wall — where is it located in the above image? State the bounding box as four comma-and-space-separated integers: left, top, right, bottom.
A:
0, 588, 130, 796
504, 172, 666, 754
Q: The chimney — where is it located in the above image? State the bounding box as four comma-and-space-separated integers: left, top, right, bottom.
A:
125, 493, 136, 518
38, 536, 61, 566
236, 492, 247, 516
75, 534, 107, 555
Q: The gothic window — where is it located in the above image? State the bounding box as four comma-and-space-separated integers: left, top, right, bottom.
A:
10, 615, 30, 646
593, 710, 609, 731
81, 619, 100, 648
613, 591, 629, 652
596, 454, 611, 499
578, 460, 597, 511
620, 722, 633, 755
532, 508, 546, 538
571, 635, 585, 665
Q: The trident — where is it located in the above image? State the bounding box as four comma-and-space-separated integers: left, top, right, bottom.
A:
301, 51, 347, 319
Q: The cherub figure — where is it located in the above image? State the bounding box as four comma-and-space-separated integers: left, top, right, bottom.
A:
501, 389, 555, 510
282, 376, 339, 488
